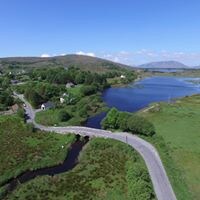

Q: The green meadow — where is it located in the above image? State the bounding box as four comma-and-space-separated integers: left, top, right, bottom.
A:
140, 95, 200, 200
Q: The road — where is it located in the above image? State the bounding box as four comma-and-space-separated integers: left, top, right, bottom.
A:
16, 93, 177, 200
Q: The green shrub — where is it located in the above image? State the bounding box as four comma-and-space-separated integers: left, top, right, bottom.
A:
127, 115, 155, 136
117, 112, 132, 130
17, 108, 25, 119
101, 108, 119, 129
102, 108, 155, 136
81, 85, 97, 96
58, 110, 71, 122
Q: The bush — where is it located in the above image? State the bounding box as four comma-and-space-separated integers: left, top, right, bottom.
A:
117, 112, 132, 130
17, 108, 25, 119
101, 108, 119, 129
58, 110, 71, 122
127, 115, 155, 136
81, 85, 97, 96
102, 108, 155, 136
78, 106, 89, 118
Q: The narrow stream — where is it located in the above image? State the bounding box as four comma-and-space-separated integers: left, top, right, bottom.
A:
1, 135, 89, 198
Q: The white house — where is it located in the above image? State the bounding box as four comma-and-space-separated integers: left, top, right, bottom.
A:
120, 75, 126, 79
60, 97, 65, 104
41, 102, 55, 110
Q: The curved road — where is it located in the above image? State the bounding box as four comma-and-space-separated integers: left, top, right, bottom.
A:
16, 93, 177, 200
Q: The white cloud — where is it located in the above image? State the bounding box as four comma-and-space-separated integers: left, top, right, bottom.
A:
113, 57, 120, 62
60, 53, 67, 56
98, 50, 200, 66
76, 51, 95, 57
41, 53, 51, 58
40, 50, 200, 66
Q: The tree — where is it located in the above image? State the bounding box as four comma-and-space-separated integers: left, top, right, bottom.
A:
75, 73, 85, 84
127, 115, 155, 136
25, 89, 43, 108
81, 85, 97, 96
101, 108, 119, 129
0, 91, 14, 107
116, 112, 131, 131
58, 110, 71, 122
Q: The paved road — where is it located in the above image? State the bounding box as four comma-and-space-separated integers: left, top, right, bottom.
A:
16, 93, 177, 200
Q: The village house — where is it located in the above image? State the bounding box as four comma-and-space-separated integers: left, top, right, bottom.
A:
120, 75, 126, 79
60, 97, 65, 104
66, 82, 75, 88
60, 93, 69, 104
41, 102, 55, 110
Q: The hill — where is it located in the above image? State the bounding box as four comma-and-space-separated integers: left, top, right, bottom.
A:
0, 54, 131, 72
139, 61, 189, 69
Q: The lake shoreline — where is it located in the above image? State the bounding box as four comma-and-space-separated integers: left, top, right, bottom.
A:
86, 76, 200, 129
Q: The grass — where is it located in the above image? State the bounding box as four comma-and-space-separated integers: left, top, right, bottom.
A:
140, 94, 200, 200
35, 94, 107, 126
6, 138, 155, 200
67, 84, 83, 97
0, 115, 75, 187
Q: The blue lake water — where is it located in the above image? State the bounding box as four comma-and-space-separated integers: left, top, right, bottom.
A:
86, 76, 200, 129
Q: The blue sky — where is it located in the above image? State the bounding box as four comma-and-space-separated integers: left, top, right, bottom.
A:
1, 0, 200, 65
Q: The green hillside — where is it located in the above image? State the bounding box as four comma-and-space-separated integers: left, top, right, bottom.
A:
0, 54, 132, 73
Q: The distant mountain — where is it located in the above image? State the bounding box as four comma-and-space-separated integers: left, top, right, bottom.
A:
0, 54, 132, 72
139, 61, 189, 69
192, 65, 200, 69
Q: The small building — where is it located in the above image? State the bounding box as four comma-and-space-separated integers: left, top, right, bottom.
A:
41, 102, 55, 110
60, 97, 65, 104
120, 75, 126, 79
62, 93, 68, 97
66, 82, 75, 88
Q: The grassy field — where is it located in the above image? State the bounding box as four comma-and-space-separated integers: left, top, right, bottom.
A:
140, 95, 200, 200
6, 138, 155, 200
0, 115, 75, 187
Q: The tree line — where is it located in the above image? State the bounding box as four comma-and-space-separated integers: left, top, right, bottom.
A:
101, 108, 155, 136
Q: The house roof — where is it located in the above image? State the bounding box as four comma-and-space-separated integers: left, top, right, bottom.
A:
66, 82, 75, 87
42, 102, 55, 108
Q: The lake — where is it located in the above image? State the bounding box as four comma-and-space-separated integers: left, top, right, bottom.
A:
86, 76, 200, 129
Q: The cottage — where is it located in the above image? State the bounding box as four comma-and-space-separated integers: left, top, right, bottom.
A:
66, 82, 75, 88
41, 102, 55, 110
120, 75, 126, 79
60, 97, 65, 104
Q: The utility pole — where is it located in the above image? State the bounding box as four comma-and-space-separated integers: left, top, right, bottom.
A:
168, 94, 171, 103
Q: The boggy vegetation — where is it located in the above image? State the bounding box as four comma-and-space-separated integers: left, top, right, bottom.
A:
0, 115, 75, 189
6, 138, 155, 200
102, 108, 155, 136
